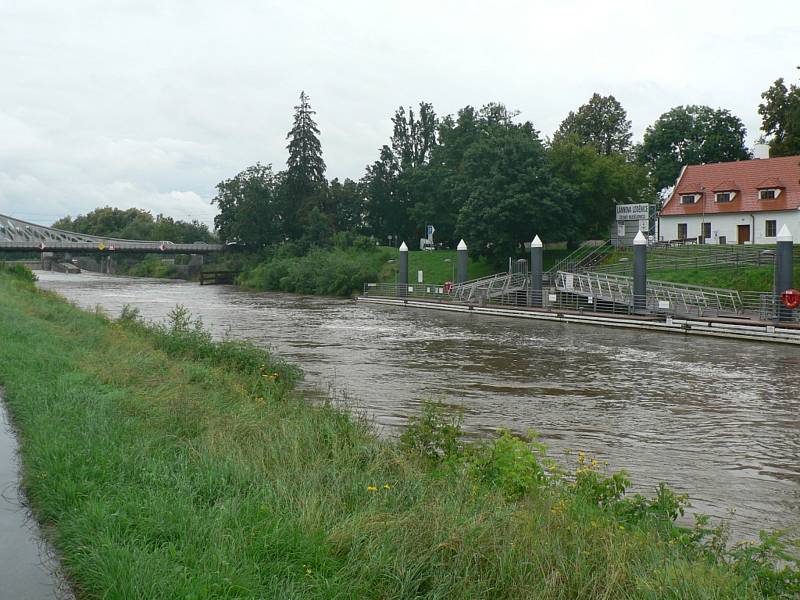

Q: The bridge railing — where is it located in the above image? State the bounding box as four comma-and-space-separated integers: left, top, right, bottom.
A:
0, 241, 224, 253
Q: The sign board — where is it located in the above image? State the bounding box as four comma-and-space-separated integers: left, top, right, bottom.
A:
615, 203, 650, 221
638, 219, 649, 233
417, 270, 423, 283
617, 223, 625, 237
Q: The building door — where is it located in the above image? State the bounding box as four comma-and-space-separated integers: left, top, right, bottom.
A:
737, 224, 750, 244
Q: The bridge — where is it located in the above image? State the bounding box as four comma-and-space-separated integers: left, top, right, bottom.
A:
0, 213, 224, 254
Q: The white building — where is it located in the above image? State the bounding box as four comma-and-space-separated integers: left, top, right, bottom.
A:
659, 154, 800, 245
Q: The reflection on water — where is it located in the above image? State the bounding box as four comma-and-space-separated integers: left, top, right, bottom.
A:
37, 271, 800, 539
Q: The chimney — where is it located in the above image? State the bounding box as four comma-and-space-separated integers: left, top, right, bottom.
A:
753, 143, 770, 160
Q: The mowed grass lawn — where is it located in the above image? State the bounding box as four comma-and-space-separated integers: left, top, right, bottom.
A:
0, 265, 796, 598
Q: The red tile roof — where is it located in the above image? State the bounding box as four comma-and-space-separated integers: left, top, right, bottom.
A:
660, 155, 800, 216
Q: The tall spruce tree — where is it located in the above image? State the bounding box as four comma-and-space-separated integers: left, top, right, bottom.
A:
285, 91, 326, 237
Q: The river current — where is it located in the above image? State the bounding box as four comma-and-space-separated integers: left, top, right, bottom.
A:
36, 271, 800, 540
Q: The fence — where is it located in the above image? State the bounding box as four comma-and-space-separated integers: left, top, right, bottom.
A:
361, 276, 799, 323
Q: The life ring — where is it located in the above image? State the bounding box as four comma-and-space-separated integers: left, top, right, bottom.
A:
444, 281, 454, 294
780, 288, 800, 309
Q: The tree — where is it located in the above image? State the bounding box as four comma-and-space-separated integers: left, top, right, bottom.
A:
362, 102, 438, 243
759, 73, 800, 157
362, 146, 403, 242
549, 137, 652, 241
52, 207, 214, 242
456, 113, 574, 263
553, 93, 632, 156
212, 164, 284, 249
285, 91, 326, 237
637, 105, 751, 192
407, 106, 483, 246
327, 178, 364, 234
391, 102, 437, 171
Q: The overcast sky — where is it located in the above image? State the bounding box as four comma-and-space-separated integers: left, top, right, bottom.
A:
1, 0, 798, 228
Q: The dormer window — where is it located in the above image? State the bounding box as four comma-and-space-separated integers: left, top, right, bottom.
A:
715, 192, 735, 203
759, 188, 780, 200
680, 194, 698, 205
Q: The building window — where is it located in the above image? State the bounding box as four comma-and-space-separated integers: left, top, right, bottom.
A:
680, 194, 698, 204
702, 222, 711, 240
759, 189, 777, 200
766, 220, 777, 237
719, 236, 727, 245
715, 192, 733, 202
678, 223, 688, 239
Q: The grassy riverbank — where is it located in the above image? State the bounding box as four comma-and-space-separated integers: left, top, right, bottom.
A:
0, 263, 798, 598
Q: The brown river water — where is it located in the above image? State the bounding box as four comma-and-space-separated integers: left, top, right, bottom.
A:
34, 271, 800, 542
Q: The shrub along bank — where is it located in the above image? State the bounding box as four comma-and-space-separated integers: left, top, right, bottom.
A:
0, 263, 798, 598
238, 245, 497, 297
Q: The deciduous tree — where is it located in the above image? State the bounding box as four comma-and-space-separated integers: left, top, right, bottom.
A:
759, 73, 800, 157
637, 105, 751, 192
212, 164, 283, 249
554, 93, 632, 156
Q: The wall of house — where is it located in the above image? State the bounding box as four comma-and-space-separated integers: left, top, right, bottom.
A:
659, 211, 800, 244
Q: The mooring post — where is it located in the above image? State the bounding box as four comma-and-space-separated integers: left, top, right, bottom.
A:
775, 225, 793, 321
633, 230, 647, 313
530, 235, 543, 307
456, 239, 468, 284
399, 241, 409, 298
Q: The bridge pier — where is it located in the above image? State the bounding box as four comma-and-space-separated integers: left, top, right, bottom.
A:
633, 231, 647, 313
530, 235, 543, 307
188, 254, 204, 278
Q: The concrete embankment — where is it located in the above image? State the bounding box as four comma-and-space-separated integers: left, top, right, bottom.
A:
357, 296, 800, 345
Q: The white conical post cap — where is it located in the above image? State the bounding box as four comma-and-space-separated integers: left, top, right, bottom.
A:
531, 235, 543, 248
399, 241, 408, 251
457, 239, 467, 251
633, 230, 647, 245
777, 224, 793, 242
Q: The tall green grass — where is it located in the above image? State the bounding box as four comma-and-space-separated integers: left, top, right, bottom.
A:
0, 263, 797, 598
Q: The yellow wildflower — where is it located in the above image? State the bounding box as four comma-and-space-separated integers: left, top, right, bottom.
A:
367, 485, 378, 492
383, 484, 391, 490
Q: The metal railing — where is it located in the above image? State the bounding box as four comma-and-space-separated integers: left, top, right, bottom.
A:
591, 244, 778, 276
450, 272, 528, 303
554, 271, 743, 317
547, 240, 612, 275
362, 282, 451, 301
361, 270, 799, 324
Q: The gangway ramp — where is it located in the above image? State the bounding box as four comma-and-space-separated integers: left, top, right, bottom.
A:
554, 271, 743, 317
451, 272, 528, 303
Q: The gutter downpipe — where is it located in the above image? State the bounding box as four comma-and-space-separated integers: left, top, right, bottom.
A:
751, 213, 756, 245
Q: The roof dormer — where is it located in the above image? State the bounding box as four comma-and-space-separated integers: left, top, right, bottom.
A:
757, 177, 785, 200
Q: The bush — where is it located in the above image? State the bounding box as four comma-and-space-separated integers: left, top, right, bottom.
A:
239, 247, 390, 296
0, 262, 38, 285
400, 400, 463, 462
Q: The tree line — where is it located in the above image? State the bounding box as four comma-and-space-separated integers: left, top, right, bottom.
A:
209, 70, 800, 262
53, 207, 215, 244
